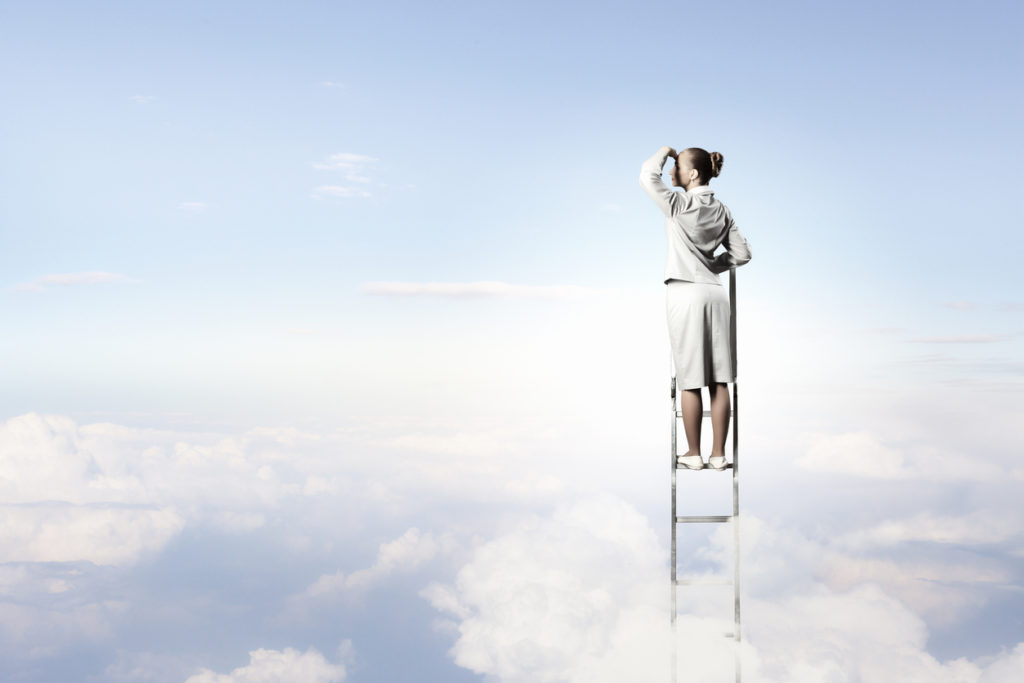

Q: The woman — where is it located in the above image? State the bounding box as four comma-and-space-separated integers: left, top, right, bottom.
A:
639, 146, 752, 471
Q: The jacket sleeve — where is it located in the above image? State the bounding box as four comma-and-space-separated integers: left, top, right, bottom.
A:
639, 147, 685, 217
708, 215, 752, 273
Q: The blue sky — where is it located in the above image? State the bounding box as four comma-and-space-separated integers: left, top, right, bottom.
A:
1, 1, 1022, 681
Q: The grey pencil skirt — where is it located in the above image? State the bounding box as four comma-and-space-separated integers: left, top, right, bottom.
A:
665, 279, 735, 390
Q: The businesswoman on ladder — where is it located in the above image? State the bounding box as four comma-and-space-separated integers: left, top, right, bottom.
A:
640, 146, 752, 471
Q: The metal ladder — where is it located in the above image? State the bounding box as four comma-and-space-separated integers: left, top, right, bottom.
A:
670, 268, 741, 683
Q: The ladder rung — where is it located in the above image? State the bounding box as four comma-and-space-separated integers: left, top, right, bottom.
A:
676, 515, 732, 523
674, 577, 733, 586
675, 461, 733, 470
675, 410, 734, 417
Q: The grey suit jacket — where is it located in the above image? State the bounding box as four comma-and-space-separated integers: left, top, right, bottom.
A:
639, 147, 752, 285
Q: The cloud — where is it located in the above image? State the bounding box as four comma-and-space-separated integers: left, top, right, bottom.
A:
794, 431, 1006, 482
179, 201, 207, 211
0, 413, 188, 566
815, 553, 1010, 629
184, 644, 349, 683
861, 326, 909, 334
311, 151, 377, 196
796, 432, 915, 479
897, 353, 1024, 379
738, 583, 986, 682
300, 527, 451, 601
905, 334, 1014, 343
11, 270, 140, 292
422, 494, 1024, 683
370, 430, 517, 457
97, 649, 210, 682
0, 409, 575, 663
978, 644, 1024, 681
995, 302, 1024, 312
835, 510, 1023, 549
421, 493, 669, 682
129, 95, 155, 104
0, 411, 569, 561
0, 504, 185, 565
0, 413, 291, 515
4, 407, 1019, 678
0, 413, 333, 570
312, 152, 376, 175
936, 300, 1024, 314
311, 185, 371, 199
0, 599, 126, 660
358, 280, 611, 299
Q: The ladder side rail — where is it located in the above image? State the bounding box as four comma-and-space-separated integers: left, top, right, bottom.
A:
670, 363, 678, 683
731, 267, 742, 682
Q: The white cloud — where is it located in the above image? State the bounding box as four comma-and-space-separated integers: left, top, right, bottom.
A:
370, 430, 517, 457
3, 406, 1021, 678
815, 553, 1009, 628
311, 152, 376, 197
311, 185, 371, 199
358, 280, 612, 299
98, 649, 200, 682
794, 431, 1006, 482
835, 510, 1022, 549
0, 411, 571, 569
738, 584, 987, 683
796, 431, 915, 478
312, 152, 377, 174
184, 644, 348, 683
0, 413, 337, 572
906, 334, 1013, 343
421, 493, 669, 682
11, 270, 140, 292
0, 599, 127, 659
300, 527, 453, 601
179, 201, 208, 211
0, 505, 185, 565
978, 643, 1024, 681
0, 413, 292, 515
942, 301, 978, 310
699, 514, 1011, 629
422, 494, 1024, 683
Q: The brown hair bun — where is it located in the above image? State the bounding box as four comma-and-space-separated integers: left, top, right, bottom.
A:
709, 151, 724, 178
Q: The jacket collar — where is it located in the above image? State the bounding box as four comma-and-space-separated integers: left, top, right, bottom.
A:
687, 184, 713, 194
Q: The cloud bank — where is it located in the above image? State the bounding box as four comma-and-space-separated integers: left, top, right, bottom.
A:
422, 495, 1024, 683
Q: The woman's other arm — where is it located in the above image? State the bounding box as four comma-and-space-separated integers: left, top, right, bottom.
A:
639, 146, 684, 217
708, 215, 752, 273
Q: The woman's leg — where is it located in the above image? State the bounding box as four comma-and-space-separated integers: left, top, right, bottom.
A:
679, 387, 703, 457
709, 382, 730, 458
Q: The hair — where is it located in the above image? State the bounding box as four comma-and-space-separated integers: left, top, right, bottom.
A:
683, 148, 724, 183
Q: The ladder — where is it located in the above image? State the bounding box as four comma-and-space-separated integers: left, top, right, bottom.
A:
670, 267, 741, 683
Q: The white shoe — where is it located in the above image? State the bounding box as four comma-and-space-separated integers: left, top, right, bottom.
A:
708, 455, 728, 470
677, 454, 705, 470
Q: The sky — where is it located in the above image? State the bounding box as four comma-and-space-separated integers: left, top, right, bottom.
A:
1, 0, 1022, 680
